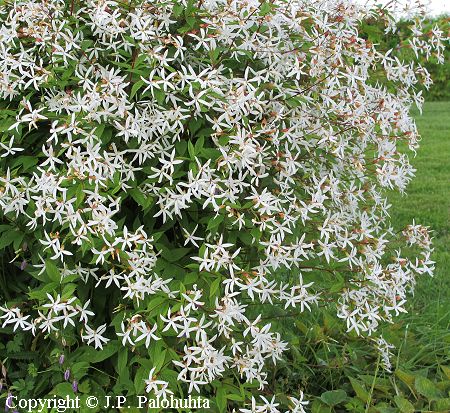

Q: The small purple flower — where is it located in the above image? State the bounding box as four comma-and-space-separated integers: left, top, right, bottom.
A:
64, 369, 70, 381
20, 260, 27, 270
5, 392, 13, 411
59, 354, 65, 365
72, 380, 78, 393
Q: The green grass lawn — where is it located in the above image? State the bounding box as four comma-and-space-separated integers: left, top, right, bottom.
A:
387, 101, 450, 370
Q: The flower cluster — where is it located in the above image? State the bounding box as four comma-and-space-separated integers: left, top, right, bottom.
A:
0, 0, 442, 409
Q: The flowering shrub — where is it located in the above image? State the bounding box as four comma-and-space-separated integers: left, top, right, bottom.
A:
361, 14, 450, 101
0, 0, 443, 411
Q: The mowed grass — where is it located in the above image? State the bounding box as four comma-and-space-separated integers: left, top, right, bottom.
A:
387, 101, 450, 367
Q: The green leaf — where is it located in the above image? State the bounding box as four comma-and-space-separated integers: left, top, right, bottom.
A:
216, 386, 226, 413
359, 375, 391, 393
173, 3, 184, 17
194, 135, 205, 154
134, 365, 147, 395
441, 365, 450, 380
199, 147, 220, 159
0, 229, 23, 249
188, 140, 195, 159
0, 225, 12, 234
207, 214, 224, 231
146, 296, 169, 318
210, 47, 221, 64
71, 361, 90, 379
394, 396, 414, 413
85, 341, 119, 363
149, 340, 165, 370
320, 389, 348, 406
189, 117, 204, 136
374, 404, 397, 413
153, 348, 166, 373
117, 347, 128, 376
414, 376, 442, 400
311, 400, 332, 413
238, 231, 252, 245
395, 369, 416, 387
434, 398, 450, 411
28, 282, 59, 300
153, 88, 165, 105
130, 79, 145, 99
329, 273, 344, 293
75, 184, 85, 208
260, 2, 274, 16
226, 393, 244, 401
61, 283, 77, 300
45, 260, 61, 283
51, 382, 75, 397
161, 247, 191, 262
349, 377, 369, 402
129, 188, 152, 209
210, 277, 221, 298
6, 334, 23, 353
12, 155, 38, 171
78, 379, 91, 394
175, 140, 187, 156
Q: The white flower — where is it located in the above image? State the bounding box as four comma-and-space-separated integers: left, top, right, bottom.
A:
287, 392, 309, 413
183, 225, 204, 248
0, 137, 24, 157
76, 300, 95, 324
135, 323, 160, 348
82, 324, 110, 350
144, 367, 173, 398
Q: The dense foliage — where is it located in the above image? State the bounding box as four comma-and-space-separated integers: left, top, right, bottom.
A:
0, 0, 446, 411
407, 15, 450, 101
360, 14, 450, 101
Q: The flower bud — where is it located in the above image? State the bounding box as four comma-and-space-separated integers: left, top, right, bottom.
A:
5, 392, 13, 411
64, 369, 70, 381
